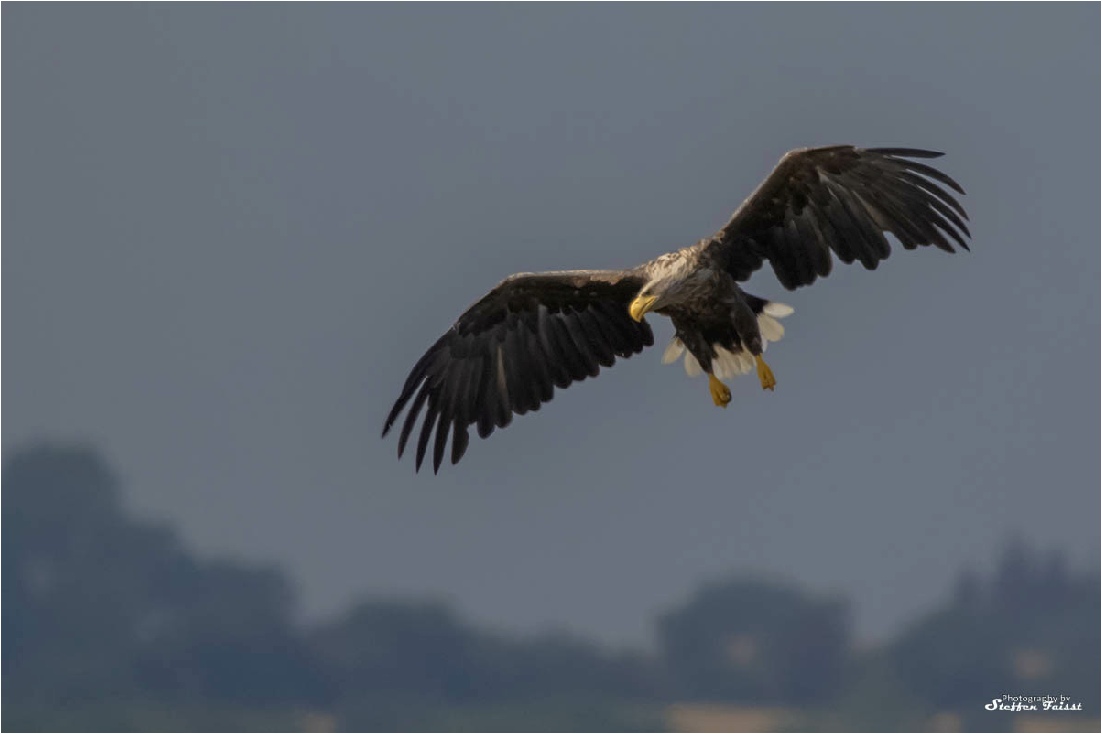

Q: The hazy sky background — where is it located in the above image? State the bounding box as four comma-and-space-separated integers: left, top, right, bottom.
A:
5, 4, 1099, 647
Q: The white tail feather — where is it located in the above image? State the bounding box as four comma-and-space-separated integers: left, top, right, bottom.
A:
712, 347, 756, 378
734, 350, 754, 374
758, 314, 785, 342
713, 348, 736, 379
764, 301, 794, 318
662, 338, 686, 364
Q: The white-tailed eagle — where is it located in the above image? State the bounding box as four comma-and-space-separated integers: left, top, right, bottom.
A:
383, 146, 969, 472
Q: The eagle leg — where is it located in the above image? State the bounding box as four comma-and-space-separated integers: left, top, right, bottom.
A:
755, 355, 776, 391
708, 374, 732, 408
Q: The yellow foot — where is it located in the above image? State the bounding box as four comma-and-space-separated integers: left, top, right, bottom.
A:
755, 354, 776, 391
708, 374, 732, 408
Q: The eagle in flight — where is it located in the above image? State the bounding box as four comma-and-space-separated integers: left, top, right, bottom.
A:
383, 146, 969, 473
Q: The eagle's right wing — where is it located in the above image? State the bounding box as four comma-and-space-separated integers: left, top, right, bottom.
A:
382, 270, 653, 473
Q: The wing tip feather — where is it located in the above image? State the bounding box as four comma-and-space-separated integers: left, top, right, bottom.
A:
867, 147, 945, 159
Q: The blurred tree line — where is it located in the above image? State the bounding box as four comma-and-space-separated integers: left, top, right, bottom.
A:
3, 445, 1097, 731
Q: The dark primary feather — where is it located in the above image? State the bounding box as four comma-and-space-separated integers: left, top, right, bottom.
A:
707, 146, 970, 290
382, 270, 653, 473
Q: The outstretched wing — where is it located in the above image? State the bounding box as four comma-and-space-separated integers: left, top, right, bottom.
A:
382, 270, 653, 473
705, 146, 970, 290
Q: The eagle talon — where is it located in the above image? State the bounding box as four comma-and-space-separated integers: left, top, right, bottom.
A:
755, 355, 776, 391
708, 374, 732, 408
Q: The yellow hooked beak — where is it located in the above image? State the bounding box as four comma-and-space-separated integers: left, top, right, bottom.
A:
629, 294, 658, 322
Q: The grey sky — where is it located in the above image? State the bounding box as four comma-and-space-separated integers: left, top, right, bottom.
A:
4, 4, 1098, 647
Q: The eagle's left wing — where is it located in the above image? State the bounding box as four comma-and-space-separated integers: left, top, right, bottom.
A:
704, 146, 970, 290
